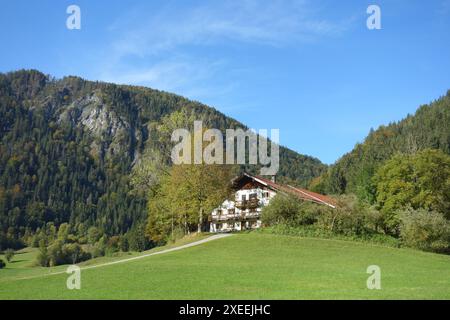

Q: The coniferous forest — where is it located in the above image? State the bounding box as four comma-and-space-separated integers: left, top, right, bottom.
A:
0, 70, 326, 252
1, 70, 449, 262
313, 91, 450, 200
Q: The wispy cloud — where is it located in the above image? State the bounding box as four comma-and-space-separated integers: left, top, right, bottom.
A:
99, 56, 234, 100
108, 0, 350, 58
94, 0, 353, 101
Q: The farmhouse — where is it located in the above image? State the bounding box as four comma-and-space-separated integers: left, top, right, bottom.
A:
210, 173, 336, 233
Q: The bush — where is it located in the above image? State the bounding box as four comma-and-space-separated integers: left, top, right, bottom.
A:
127, 224, 152, 252
87, 227, 101, 245
4, 248, 15, 262
258, 224, 400, 247
37, 240, 91, 267
104, 246, 119, 257
120, 237, 129, 252
399, 208, 450, 253
36, 244, 49, 267
263, 194, 382, 238
62, 243, 91, 264
316, 195, 382, 237
262, 195, 319, 226
0, 259, 6, 269
87, 244, 104, 258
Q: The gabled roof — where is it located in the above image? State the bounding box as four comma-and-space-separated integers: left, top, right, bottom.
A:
235, 173, 337, 209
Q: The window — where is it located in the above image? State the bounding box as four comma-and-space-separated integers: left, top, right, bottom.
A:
249, 193, 257, 200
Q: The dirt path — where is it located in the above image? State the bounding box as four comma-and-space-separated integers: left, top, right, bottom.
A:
9, 233, 233, 281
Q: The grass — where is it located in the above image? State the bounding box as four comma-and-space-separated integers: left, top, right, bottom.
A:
1, 233, 450, 299
0, 232, 210, 282
257, 224, 401, 247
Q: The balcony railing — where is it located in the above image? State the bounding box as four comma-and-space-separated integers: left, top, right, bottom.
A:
235, 198, 259, 209
211, 212, 261, 221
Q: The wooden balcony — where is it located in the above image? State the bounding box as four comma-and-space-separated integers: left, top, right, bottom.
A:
211, 212, 260, 222
235, 198, 259, 209
211, 214, 240, 221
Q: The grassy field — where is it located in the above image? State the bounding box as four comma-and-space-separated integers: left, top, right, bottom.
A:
1, 233, 450, 299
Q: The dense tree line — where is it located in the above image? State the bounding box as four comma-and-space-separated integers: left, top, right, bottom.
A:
313, 91, 450, 201
0, 70, 325, 251
269, 91, 450, 254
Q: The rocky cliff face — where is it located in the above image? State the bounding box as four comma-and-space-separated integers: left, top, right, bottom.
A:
0, 69, 327, 240
57, 92, 142, 161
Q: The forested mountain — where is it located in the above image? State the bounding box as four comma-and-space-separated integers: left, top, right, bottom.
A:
314, 91, 450, 201
0, 70, 326, 247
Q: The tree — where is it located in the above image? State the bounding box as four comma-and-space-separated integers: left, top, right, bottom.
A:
399, 207, 450, 252
130, 148, 167, 198
261, 194, 304, 226
0, 259, 5, 269
4, 249, 14, 262
87, 226, 101, 245
36, 239, 49, 267
146, 163, 235, 242
0, 70, 324, 249
127, 223, 151, 251
57, 223, 70, 242
373, 149, 450, 232
320, 93, 450, 197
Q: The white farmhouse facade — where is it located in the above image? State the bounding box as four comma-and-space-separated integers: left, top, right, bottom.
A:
209, 173, 336, 233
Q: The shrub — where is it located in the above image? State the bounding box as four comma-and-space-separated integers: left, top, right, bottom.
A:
373, 149, 450, 233
316, 195, 382, 237
258, 224, 400, 247
263, 194, 386, 240
47, 240, 64, 267
104, 246, 119, 257
87, 227, 101, 245
4, 248, 14, 262
120, 237, 129, 252
127, 224, 152, 252
36, 244, 49, 267
262, 194, 316, 226
87, 244, 104, 258
62, 243, 91, 264
0, 259, 5, 269
37, 241, 91, 267
107, 236, 121, 250
399, 208, 450, 253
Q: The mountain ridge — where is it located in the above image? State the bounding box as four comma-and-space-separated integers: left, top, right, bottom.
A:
313, 90, 450, 199
0, 69, 326, 244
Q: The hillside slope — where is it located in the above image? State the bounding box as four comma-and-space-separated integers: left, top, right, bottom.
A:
0, 70, 326, 245
1, 233, 450, 299
316, 91, 450, 199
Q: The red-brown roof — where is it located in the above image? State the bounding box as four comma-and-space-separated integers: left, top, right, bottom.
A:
240, 173, 337, 208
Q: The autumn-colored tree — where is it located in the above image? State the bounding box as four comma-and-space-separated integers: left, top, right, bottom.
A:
146, 121, 236, 242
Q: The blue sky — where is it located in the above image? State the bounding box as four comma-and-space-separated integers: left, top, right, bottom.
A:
1, 0, 449, 164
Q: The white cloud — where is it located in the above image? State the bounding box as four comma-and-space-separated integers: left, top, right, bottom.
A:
94, 0, 353, 101
108, 0, 350, 59
99, 56, 234, 101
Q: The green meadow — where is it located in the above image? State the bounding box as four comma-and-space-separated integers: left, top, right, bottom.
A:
1, 233, 450, 299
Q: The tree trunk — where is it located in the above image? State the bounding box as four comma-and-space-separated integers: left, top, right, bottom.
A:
171, 214, 174, 240
198, 207, 203, 233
